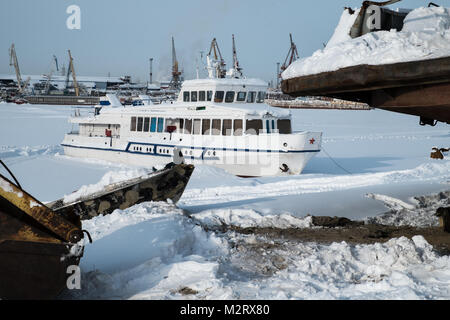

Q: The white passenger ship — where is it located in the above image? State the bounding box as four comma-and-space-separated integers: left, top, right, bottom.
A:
62, 40, 322, 177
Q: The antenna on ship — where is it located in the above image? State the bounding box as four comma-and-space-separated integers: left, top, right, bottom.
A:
206, 38, 226, 79
231, 34, 243, 79
276, 62, 280, 89
279, 33, 299, 79
149, 58, 153, 84
169, 37, 182, 90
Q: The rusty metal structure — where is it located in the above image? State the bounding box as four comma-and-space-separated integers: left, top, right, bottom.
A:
0, 161, 194, 299
349, 0, 404, 38
436, 207, 450, 233
279, 33, 299, 77
0, 168, 86, 299
430, 147, 449, 160
47, 163, 194, 220
282, 57, 450, 124
281, 1, 450, 125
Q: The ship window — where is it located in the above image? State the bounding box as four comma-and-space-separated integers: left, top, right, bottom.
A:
225, 91, 235, 103
165, 118, 178, 132
266, 119, 270, 133
207, 90, 213, 101
130, 117, 137, 131
179, 119, 184, 132
184, 119, 192, 134
157, 118, 164, 132
211, 119, 221, 135
236, 92, 246, 102
277, 119, 292, 134
272, 119, 275, 131
143, 117, 150, 132
257, 91, 265, 103
183, 91, 190, 102
246, 119, 262, 135
247, 91, 256, 103
202, 119, 211, 135
191, 91, 198, 102
222, 119, 232, 136
137, 117, 143, 131
233, 119, 243, 136
150, 117, 157, 132
199, 91, 206, 101
193, 119, 201, 135
214, 91, 224, 103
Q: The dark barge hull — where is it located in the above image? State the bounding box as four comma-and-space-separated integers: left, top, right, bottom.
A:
0, 162, 194, 299
281, 56, 450, 124
0, 173, 84, 300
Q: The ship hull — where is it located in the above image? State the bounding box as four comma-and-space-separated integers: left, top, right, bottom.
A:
62, 132, 321, 177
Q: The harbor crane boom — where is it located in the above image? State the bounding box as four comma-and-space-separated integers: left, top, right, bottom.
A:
231, 34, 243, 78
67, 50, 79, 96
207, 38, 226, 79
280, 33, 299, 77
53, 55, 59, 72
9, 43, 23, 92
169, 37, 182, 90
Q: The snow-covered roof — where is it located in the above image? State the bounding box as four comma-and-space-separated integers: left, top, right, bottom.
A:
282, 6, 450, 79
96, 100, 290, 118
182, 78, 268, 89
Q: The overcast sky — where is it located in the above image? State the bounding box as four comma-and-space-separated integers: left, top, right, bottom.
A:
0, 0, 432, 83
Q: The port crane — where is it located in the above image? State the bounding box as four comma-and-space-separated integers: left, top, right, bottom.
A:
43, 55, 60, 94
230, 34, 243, 78
169, 37, 182, 90
65, 50, 80, 96
9, 43, 30, 94
279, 33, 299, 78
206, 38, 226, 79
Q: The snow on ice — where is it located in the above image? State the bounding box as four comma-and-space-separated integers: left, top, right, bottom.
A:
282, 6, 450, 79
1, 103, 449, 299
66, 201, 450, 300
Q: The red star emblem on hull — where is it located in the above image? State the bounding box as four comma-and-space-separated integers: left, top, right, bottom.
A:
309, 138, 315, 144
